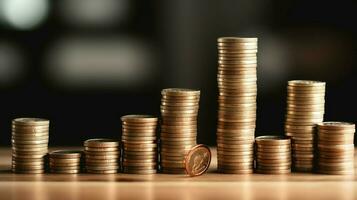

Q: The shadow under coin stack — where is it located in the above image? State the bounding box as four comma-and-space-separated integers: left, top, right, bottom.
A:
216, 37, 258, 174
317, 122, 355, 175
121, 115, 158, 174
160, 88, 200, 174
49, 150, 83, 174
84, 139, 119, 174
285, 80, 326, 172
11, 118, 50, 174
255, 136, 291, 174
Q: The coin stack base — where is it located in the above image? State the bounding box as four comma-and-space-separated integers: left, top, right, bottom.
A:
216, 37, 257, 174
49, 150, 83, 174
11, 118, 50, 174
121, 115, 158, 174
84, 139, 119, 174
255, 136, 291, 174
285, 80, 326, 172
160, 88, 200, 174
317, 122, 355, 175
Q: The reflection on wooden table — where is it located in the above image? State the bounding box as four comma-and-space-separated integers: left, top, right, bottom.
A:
0, 147, 356, 200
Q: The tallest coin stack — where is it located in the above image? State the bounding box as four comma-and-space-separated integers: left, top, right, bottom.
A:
216, 37, 258, 174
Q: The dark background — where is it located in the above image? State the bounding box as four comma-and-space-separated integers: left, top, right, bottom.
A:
0, 0, 356, 146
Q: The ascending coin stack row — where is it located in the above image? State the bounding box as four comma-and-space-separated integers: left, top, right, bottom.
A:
216, 37, 258, 174
11, 118, 50, 174
285, 80, 326, 172
49, 150, 83, 174
317, 122, 355, 175
84, 139, 119, 174
160, 88, 200, 174
255, 136, 291, 174
121, 115, 158, 174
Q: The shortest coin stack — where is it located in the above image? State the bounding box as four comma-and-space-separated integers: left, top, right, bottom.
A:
317, 122, 355, 175
255, 136, 291, 174
121, 115, 158, 174
84, 139, 120, 174
49, 150, 83, 174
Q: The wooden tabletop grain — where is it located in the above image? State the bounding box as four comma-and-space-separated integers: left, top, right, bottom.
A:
1, 147, 356, 200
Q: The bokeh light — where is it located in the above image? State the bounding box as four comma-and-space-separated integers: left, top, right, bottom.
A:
0, 0, 49, 30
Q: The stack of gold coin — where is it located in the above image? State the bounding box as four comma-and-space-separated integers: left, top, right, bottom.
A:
285, 80, 326, 172
317, 122, 355, 175
255, 136, 291, 174
84, 139, 119, 174
160, 88, 200, 174
49, 150, 83, 174
121, 115, 158, 174
11, 118, 50, 174
216, 37, 258, 174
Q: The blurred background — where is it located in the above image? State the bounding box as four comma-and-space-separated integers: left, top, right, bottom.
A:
0, 0, 356, 146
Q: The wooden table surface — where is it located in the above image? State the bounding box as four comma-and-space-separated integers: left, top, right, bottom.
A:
1, 147, 357, 200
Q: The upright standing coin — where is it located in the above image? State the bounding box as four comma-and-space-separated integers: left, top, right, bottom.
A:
185, 145, 211, 177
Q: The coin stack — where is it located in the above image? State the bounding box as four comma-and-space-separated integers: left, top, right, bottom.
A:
11, 118, 50, 174
84, 139, 119, 174
216, 37, 258, 174
121, 115, 158, 174
317, 122, 355, 175
49, 150, 83, 174
285, 80, 326, 172
255, 136, 291, 174
160, 88, 200, 174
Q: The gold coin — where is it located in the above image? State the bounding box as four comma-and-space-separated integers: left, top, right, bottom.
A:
121, 136, 156, 141
218, 57, 257, 62
123, 142, 157, 148
12, 118, 50, 126
218, 52, 256, 57
317, 121, 355, 130
124, 151, 157, 156
84, 147, 118, 152
218, 63, 257, 69
124, 154, 157, 160
217, 37, 258, 43
49, 158, 80, 163
12, 125, 49, 131
288, 80, 325, 87
84, 139, 119, 147
217, 42, 257, 48
122, 125, 157, 131
49, 162, 81, 167
255, 135, 290, 145
84, 150, 119, 156
86, 165, 119, 171
121, 115, 158, 123
161, 88, 200, 95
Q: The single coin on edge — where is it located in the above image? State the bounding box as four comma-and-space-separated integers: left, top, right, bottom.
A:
185, 144, 211, 177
